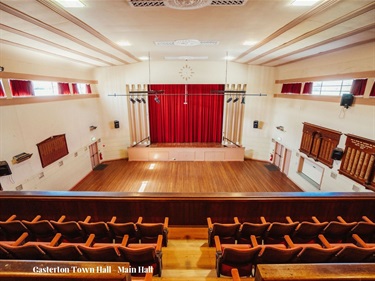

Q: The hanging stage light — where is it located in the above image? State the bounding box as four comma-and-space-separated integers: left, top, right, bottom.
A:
241, 96, 246, 104
154, 96, 161, 104
226, 97, 232, 103
130, 97, 136, 103
136, 97, 142, 103
141, 98, 146, 103
233, 96, 239, 103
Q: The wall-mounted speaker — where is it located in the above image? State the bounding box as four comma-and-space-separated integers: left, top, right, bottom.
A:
340, 93, 354, 109
331, 147, 344, 160
0, 161, 12, 176
114, 120, 120, 129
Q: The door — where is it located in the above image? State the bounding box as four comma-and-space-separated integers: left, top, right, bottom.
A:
274, 142, 283, 170
89, 142, 100, 169
283, 148, 292, 176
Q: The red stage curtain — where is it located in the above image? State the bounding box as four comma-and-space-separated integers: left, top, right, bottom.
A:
58, 82, 71, 95
350, 79, 367, 96
9, 80, 34, 96
148, 84, 224, 143
302, 82, 313, 94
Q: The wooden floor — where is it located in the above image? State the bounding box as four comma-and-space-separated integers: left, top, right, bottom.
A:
74, 159, 298, 280
72, 159, 301, 192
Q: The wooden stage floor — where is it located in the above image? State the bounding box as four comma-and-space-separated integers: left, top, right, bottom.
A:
72, 159, 302, 193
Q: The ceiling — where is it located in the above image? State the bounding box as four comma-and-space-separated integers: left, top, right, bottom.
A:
0, 0, 374, 68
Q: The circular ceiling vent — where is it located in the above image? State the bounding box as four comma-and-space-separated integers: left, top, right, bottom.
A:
164, 0, 212, 10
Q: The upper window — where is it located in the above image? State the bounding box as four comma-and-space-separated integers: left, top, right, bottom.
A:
32, 81, 59, 96
312, 80, 353, 96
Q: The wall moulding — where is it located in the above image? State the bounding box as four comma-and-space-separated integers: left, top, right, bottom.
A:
275, 70, 375, 84
0, 72, 97, 84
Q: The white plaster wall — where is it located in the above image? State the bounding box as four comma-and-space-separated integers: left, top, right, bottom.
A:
0, 46, 99, 191
0, 99, 102, 191
271, 42, 375, 193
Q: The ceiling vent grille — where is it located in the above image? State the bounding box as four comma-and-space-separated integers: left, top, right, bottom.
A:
129, 0, 247, 8
154, 40, 219, 46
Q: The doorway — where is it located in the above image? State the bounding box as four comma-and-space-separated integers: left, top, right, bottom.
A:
273, 142, 291, 175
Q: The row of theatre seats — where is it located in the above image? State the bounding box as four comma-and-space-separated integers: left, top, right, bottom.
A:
0, 215, 169, 277
207, 216, 375, 277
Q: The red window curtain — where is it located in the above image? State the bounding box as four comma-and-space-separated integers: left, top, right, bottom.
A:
72, 83, 79, 94
370, 81, 375, 97
148, 84, 224, 143
350, 79, 367, 96
0, 83, 5, 97
302, 82, 313, 94
58, 82, 71, 95
86, 84, 92, 94
281, 83, 301, 94
9, 80, 34, 96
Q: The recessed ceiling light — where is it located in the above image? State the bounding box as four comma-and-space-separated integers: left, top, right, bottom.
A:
164, 56, 208, 60
243, 41, 258, 46
139, 56, 149, 61
55, 0, 85, 7
117, 41, 131, 47
225, 56, 234, 61
290, 0, 320, 6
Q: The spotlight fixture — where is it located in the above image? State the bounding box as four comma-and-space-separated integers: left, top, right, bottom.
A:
141, 98, 146, 103
0, 66, 4, 72
226, 97, 233, 103
241, 96, 246, 104
130, 97, 136, 104
136, 97, 142, 103
154, 96, 161, 104
233, 97, 239, 103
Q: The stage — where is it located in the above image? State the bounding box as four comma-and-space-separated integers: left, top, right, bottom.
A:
128, 143, 245, 161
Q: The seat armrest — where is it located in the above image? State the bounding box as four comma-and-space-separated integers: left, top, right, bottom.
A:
156, 235, 163, 252
207, 217, 213, 229
163, 217, 169, 228
337, 216, 346, 223
83, 216, 91, 223
121, 234, 129, 246
144, 272, 153, 281
13, 232, 29, 246
318, 234, 331, 248
137, 217, 143, 224
362, 216, 373, 223
286, 216, 293, 224
234, 217, 240, 224
312, 216, 320, 223
250, 235, 258, 247
214, 235, 222, 253
260, 216, 267, 224
50, 233, 62, 246
284, 235, 295, 248
31, 215, 42, 222
352, 234, 368, 248
6, 215, 17, 222
57, 215, 66, 223
231, 268, 241, 281
85, 234, 95, 247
